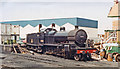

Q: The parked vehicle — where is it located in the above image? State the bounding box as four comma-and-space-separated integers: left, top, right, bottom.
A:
103, 43, 120, 62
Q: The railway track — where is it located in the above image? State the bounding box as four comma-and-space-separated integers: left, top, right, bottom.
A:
1, 46, 119, 67
20, 47, 120, 66
3, 53, 66, 67
10, 53, 87, 67
14, 54, 58, 64
2, 51, 118, 67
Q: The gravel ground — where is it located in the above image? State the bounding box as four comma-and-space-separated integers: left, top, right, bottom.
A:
1, 53, 119, 68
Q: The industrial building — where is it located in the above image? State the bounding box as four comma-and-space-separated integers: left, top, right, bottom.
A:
98, 1, 120, 43
107, 1, 120, 43
2, 17, 98, 28
0, 23, 20, 44
0, 17, 98, 42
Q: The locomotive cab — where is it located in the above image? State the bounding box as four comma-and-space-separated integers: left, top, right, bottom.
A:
44, 28, 57, 35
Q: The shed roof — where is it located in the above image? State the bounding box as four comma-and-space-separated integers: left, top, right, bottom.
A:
0, 17, 98, 28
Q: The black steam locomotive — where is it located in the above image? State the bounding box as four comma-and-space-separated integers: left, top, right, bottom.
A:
26, 24, 97, 61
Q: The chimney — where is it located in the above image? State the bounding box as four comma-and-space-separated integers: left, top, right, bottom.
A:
60, 27, 65, 31
75, 26, 79, 29
52, 23, 55, 28
39, 24, 42, 32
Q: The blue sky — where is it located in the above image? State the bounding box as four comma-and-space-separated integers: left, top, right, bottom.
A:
0, 0, 119, 34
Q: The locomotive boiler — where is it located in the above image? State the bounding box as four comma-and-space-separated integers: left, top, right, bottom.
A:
26, 25, 97, 61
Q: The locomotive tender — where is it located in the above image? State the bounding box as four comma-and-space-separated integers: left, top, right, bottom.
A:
26, 24, 97, 61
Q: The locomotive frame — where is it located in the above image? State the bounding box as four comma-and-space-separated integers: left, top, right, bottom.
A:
26, 25, 97, 61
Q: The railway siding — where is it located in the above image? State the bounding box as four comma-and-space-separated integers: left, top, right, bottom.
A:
1, 53, 119, 67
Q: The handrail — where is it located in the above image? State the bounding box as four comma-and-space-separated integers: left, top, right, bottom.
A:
98, 30, 117, 44
104, 31, 116, 42
17, 44, 22, 53
12, 45, 17, 53
105, 37, 117, 43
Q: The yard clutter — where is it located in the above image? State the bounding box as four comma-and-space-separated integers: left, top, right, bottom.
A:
103, 43, 120, 62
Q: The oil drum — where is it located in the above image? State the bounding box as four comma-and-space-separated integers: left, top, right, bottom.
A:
100, 49, 105, 59
107, 54, 113, 61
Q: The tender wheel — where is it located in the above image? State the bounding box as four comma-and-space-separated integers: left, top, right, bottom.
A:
64, 51, 69, 59
74, 54, 81, 61
87, 53, 91, 60
116, 54, 120, 62
105, 54, 108, 59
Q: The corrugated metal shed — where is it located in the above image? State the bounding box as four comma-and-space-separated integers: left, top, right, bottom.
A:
77, 18, 98, 28
79, 26, 98, 39
1, 17, 98, 28
20, 24, 47, 38
19, 22, 98, 39
20, 24, 35, 38
0, 17, 98, 39
61, 23, 75, 32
